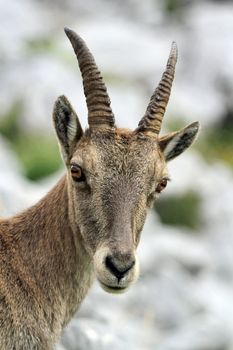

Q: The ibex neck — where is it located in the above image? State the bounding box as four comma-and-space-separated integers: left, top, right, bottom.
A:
7, 176, 93, 327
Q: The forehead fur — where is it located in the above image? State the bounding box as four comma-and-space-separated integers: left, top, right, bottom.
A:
71, 128, 166, 179
82, 128, 158, 149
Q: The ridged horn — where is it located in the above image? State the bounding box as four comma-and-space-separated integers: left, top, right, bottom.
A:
137, 42, 178, 136
64, 27, 115, 129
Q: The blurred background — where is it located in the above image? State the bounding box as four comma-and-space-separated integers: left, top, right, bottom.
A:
0, 0, 233, 349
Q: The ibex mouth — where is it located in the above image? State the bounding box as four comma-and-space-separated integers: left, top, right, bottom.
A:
98, 280, 128, 294
94, 248, 139, 294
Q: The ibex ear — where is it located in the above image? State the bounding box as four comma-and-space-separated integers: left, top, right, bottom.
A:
159, 122, 200, 162
53, 95, 83, 164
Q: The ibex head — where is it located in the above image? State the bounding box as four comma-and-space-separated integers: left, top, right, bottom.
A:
53, 28, 199, 294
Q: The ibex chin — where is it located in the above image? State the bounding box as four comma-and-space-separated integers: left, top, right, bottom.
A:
0, 27, 199, 349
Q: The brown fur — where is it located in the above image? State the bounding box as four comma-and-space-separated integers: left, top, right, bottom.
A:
0, 177, 93, 349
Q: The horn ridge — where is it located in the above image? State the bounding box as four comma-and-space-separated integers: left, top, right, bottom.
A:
137, 41, 178, 136
64, 27, 115, 129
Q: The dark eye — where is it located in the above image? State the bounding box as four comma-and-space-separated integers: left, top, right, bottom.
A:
70, 164, 86, 182
156, 178, 168, 193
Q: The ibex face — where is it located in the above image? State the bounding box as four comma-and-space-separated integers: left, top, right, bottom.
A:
67, 129, 167, 293
53, 28, 199, 293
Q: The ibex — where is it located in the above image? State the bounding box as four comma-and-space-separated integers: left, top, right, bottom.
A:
0, 27, 199, 349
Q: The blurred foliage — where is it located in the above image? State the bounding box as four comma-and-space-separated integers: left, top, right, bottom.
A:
25, 37, 56, 54
199, 128, 233, 168
164, 113, 233, 170
155, 191, 201, 230
198, 108, 233, 169
163, 115, 187, 133
164, 0, 181, 14
24, 37, 74, 65
162, 0, 191, 18
14, 135, 62, 181
0, 101, 22, 140
0, 102, 62, 181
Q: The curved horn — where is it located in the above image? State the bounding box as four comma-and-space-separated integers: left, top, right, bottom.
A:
137, 42, 178, 136
64, 27, 115, 129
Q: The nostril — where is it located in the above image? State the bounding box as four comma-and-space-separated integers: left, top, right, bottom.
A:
105, 256, 120, 278
105, 256, 135, 281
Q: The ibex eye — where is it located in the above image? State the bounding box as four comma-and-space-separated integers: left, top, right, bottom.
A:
156, 178, 168, 193
70, 164, 85, 182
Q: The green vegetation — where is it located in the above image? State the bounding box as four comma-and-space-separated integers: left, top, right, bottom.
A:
198, 124, 233, 170
162, 0, 189, 19
25, 37, 56, 54
164, 113, 233, 170
13, 134, 62, 181
164, 115, 187, 133
163, 0, 180, 15
155, 191, 201, 230
0, 102, 62, 181
24, 37, 73, 65
0, 101, 22, 141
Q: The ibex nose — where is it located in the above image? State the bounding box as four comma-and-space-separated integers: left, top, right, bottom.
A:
105, 255, 135, 281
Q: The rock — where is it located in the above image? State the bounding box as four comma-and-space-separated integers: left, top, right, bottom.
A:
60, 318, 135, 350
56, 344, 66, 350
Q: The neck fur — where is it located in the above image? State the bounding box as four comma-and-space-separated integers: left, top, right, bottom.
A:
5, 176, 94, 328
